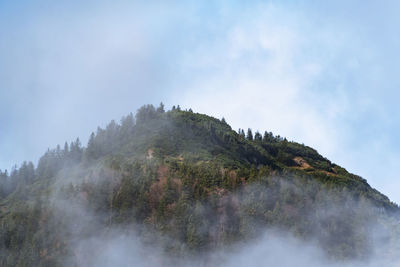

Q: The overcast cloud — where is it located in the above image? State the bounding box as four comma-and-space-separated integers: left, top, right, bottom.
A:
0, 0, 399, 203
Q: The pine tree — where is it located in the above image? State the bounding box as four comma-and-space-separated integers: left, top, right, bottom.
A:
136, 104, 157, 124
157, 102, 165, 113
63, 142, 69, 157
86, 132, 97, 159
263, 131, 274, 142
119, 113, 135, 143
247, 128, 253, 141
70, 138, 83, 162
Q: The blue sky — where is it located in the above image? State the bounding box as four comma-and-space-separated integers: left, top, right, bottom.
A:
0, 0, 399, 203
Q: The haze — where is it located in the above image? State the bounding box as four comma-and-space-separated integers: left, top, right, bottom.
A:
0, 0, 399, 204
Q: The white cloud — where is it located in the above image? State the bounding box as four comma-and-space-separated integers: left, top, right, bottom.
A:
174, 3, 400, 203
0, 1, 398, 203
177, 5, 341, 155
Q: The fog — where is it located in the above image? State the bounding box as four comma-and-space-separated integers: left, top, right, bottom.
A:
47, 166, 400, 267
1, 0, 400, 204
1, 1, 400, 264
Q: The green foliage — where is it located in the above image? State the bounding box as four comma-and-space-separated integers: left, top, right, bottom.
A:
0, 104, 399, 266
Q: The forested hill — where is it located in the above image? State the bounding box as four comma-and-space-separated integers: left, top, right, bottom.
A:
0, 104, 399, 266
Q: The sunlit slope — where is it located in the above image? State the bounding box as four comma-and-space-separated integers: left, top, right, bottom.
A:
0, 105, 399, 266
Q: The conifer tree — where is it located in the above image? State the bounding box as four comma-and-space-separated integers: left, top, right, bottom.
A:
157, 102, 165, 113
247, 128, 253, 140
86, 132, 97, 159
63, 142, 69, 157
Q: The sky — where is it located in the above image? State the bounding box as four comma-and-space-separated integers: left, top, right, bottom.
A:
0, 0, 399, 203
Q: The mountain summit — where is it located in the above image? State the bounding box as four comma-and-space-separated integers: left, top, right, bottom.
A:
0, 104, 399, 266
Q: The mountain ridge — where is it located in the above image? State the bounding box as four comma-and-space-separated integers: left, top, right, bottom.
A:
0, 104, 399, 266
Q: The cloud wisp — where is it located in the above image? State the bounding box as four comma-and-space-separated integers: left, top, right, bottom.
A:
48, 167, 400, 267
0, 1, 399, 203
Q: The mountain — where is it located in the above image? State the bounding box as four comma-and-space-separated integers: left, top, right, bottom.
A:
0, 104, 399, 266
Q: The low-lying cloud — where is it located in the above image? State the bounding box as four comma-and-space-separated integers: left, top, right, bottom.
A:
48, 166, 400, 267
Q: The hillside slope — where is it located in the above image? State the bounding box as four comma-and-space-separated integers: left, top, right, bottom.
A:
0, 104, 399, 266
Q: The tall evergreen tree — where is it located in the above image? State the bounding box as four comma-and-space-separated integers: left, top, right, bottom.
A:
157, 102, 165, 113
86, 132, 97, 159
63, 142, 69, 157
136, 104, 157, 124
247, 128, 253, 141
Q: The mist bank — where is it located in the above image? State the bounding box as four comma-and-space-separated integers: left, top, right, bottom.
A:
50, 170, 400, 267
